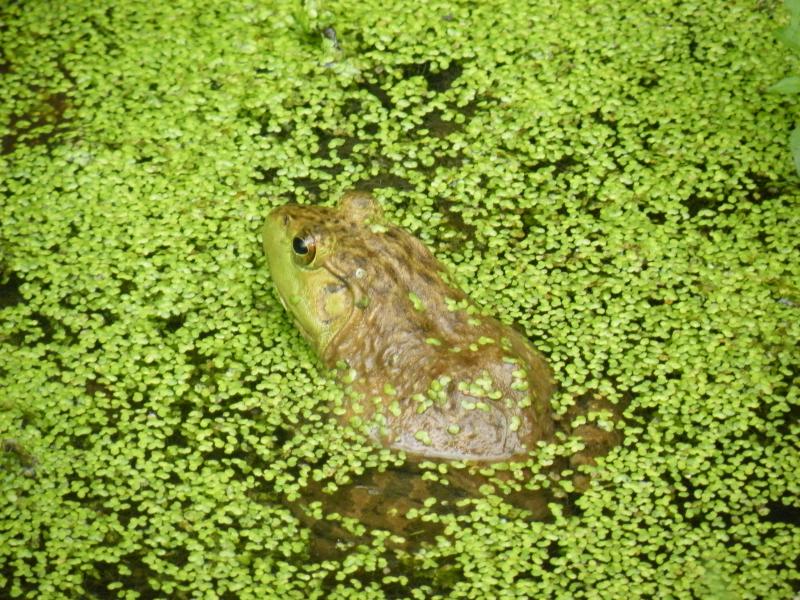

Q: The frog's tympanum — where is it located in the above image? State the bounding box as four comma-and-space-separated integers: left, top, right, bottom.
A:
262, 191, 556, 462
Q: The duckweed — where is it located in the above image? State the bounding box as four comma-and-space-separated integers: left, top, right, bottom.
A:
408, 291, 425, 311
414, 431, 433, 446
1, 0, 798, 598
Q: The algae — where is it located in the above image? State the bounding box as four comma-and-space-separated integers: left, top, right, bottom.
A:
1, 0, 798, 598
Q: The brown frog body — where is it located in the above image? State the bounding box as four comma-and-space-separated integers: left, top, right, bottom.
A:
262, 191, 556, 461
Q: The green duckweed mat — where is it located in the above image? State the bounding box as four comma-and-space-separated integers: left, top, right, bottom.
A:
1, 0, 798, 598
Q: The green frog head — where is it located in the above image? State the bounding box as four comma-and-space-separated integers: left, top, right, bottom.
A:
262, 191, 385, 359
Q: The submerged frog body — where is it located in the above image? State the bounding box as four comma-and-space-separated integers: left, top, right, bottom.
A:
262, 191, 555, 461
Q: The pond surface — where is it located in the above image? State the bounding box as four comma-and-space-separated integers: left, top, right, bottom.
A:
0, 0, 797, 598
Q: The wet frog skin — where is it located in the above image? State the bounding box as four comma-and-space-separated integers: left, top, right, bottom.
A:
262, 191, 556, 462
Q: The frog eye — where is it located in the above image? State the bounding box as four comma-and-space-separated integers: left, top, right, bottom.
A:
292, 234, 316, 265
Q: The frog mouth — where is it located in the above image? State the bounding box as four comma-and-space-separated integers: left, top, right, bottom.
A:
274, 286, 289, 313
273, 286, 314, 342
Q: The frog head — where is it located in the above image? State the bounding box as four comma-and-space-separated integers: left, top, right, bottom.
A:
262, 191, 382, 359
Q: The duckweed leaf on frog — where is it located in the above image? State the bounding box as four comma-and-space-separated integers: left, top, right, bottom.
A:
1, 0, 798, 598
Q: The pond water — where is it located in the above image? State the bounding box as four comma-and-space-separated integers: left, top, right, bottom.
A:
1, 0, 797, 598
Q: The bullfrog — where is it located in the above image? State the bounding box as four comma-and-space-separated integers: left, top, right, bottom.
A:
262, 190, 556, 462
